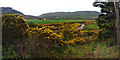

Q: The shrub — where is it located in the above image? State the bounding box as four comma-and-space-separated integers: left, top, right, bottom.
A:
2, 14, 29, 42
29, 27, 64, 48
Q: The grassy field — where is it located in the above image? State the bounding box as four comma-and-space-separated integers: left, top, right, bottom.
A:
25, 19, 84, 24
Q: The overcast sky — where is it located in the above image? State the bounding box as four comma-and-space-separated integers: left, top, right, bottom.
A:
0, 0, 101, 16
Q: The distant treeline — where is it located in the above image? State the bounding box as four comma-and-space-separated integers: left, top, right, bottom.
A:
40, 11, 101, 20
43, 17, 97, 20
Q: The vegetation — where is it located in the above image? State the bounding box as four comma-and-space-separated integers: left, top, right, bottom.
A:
2, 14, 29, 58
93, 2, 117, 45
2, 14, 29, 42
2, 14, 118, 59
26, 19, 84, 24
82, 23, 100, 31
40, 11, 100, 20
2, 2, 119, 58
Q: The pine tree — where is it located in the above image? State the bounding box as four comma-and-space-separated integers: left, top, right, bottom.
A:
93, 2, 117, 44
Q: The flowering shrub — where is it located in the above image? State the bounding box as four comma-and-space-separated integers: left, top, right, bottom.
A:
2, 14, 30, 58
63, 37, 86, 45
2, 14, 100, 46
2, 14, 29, 42
29, 26, 64, 48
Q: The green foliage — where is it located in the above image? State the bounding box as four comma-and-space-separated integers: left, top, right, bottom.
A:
54, 44, 59, 48
2, 45, 17, 58
93, 2, 117, 41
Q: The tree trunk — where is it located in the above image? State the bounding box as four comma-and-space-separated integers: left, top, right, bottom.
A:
118, 1, 120, 58
20, 30, 25, 59
113, 20, 117, 44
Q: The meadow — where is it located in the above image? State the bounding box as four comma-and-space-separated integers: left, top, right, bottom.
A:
25, 19, 84, 24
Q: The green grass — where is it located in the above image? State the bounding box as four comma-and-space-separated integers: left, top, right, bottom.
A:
25, 19, 84, 24
82, 23, 100, 31
86, 23, 99, 29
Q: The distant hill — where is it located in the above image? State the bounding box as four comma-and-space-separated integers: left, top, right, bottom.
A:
1, 7, 101, 20
1, 7, 40, 19
40, 11, 100, 20
2, 7, 24, 15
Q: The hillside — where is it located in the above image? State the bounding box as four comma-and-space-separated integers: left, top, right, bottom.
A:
1, 7, 40, 19
2, 7, 24, 15
40, 11, 100, 20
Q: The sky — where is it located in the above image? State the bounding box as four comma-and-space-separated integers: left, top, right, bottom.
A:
0, 0, 101, 16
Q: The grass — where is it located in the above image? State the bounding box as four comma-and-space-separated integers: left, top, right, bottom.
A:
86, 23, 99, 29
25, 19, 84, 24
82, 23, 100, 31
61, 40, 118, 58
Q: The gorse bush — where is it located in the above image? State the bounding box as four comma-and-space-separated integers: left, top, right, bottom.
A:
2, 14, 29, 42
2, 14, 30, 58
29, 27, 64, 47
28, 22, 100, 46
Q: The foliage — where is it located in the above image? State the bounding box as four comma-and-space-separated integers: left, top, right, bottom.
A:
28, 27, 64, 48
2, 14, 102, 58
2, 45, 17, 58
22, 21, 100, 58
2, 14, 30, 58
2, 14, 29, 42
26, 21, 100, 46
93, 2, 117, 41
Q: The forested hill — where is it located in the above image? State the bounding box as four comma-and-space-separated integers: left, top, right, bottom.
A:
40, 11, 100, 20
1, 7, 40, 19
1, 7, 24, 15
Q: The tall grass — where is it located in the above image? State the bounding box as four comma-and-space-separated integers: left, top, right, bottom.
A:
63, 42, 118, 58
